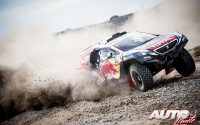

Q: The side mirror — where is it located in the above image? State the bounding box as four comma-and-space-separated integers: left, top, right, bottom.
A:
107, 52, 113, 59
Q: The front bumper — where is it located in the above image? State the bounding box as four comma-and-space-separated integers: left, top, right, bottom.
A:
140, 35, 187, 65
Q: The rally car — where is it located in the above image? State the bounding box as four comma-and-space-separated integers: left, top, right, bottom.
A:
79, 31, 196, 92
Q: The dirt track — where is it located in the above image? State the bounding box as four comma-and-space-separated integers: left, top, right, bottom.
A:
1, 57, 200, 125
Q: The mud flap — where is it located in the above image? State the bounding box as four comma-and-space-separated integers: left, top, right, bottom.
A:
126, 74, 136, 92
165, 67, 175, 75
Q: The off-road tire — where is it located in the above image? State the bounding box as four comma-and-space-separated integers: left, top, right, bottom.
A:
129, 63, 154, 92
174, 48, 196, 77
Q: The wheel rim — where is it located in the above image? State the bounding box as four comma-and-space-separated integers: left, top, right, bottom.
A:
130, 70, 144, 90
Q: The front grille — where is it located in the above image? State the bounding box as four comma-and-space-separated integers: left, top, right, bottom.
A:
155, 40, 177, 53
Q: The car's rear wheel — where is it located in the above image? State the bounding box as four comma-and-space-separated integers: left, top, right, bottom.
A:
174, 48, 196, 77
129, 63, 154, 92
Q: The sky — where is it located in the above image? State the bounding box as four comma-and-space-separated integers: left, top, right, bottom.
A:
0, 0, 166, 38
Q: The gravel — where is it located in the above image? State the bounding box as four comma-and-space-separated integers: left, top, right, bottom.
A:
1, 61, 200, 125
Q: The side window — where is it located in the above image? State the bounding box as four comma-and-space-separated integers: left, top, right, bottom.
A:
110, 49, 120, 56
99, 48, 119, 61
99, 48, 110, 61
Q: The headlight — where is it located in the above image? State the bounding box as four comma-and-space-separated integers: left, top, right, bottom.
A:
149, 52, 158, 56
141, 52, 147, 55
143, 56, 152, 59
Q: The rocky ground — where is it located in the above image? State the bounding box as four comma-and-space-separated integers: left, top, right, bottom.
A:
1, 56, 200, 125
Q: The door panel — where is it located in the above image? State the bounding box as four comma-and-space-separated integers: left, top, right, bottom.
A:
100, 55, 121, 79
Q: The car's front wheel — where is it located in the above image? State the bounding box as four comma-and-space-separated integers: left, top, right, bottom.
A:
174, 48, 196, 77
129, 63, 154, 92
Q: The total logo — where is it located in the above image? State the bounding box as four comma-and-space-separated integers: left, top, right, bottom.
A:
147, 110, 196, 125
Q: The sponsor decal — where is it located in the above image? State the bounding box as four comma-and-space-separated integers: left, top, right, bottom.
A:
148, 35, 176, 50
147, 110, 196, 125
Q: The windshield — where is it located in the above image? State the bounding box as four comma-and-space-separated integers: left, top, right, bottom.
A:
111, 32, 156, 51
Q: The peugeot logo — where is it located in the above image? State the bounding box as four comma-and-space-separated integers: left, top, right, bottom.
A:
166, 45, 169, 49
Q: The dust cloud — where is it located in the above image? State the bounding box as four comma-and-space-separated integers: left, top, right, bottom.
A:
0, 0, 199, 116
125, 0, 200, 49
0, 26, 129, 115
